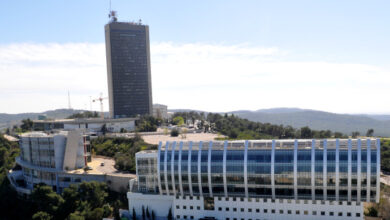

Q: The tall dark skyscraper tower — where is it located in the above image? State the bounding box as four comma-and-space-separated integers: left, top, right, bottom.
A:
105, 17, 153, 118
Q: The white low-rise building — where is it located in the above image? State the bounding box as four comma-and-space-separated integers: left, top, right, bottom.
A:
33, 117, 136, 133
127, 139, 381, 220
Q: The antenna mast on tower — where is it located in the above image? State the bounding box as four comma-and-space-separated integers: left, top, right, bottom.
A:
108, 0, 117, 22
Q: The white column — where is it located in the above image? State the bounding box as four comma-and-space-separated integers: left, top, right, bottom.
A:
178, 142, 184, 196
323, 140, 327, 201
171, 142, 177, 196
157, 142, 162, 195
244, 140, 249, 198
198, 141, 203, 197
336, 139, 340, 201
366, 139, 371, 202
188, 142, 193, 196
348, 139, 352, 202
164, 142, 169, 195
223, 141, 228, 198
311, 140, 315, 201
376, 139, 380, 203
271, 140, 276, 200
208, 141, 213, 197
357, 139, 361, 203
293, 140, 298, 200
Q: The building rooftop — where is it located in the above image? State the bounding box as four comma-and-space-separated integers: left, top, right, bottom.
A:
33, 117, 138, 124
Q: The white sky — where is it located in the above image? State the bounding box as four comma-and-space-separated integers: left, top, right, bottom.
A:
0, 42, 389, 114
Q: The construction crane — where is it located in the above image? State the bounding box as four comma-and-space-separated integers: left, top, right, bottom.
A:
92, 93, 108, 119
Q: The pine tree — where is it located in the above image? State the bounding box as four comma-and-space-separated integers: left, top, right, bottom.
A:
146, 207, 150, 219
167, 208, 173, 220
142, 206, 146, 220
132, 208, 137, 220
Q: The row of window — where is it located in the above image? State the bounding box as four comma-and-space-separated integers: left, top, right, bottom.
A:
175, 211, 361, 220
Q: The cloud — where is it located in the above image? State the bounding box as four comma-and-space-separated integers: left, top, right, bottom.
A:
0, 42, 389, 114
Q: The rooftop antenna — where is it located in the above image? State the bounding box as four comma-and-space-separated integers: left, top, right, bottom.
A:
68, 91, 72, 109
108, 0, 117, 22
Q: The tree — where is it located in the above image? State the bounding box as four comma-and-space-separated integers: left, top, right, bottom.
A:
101, 124, 108, 135
78, 181, 108, 209
20, 118, 33, 131
300, 126, 312, 138
351, 131, 360, 138
32, 211, 53, 220
334, 132, 343, 138
146, 206, 150, 219
133, 207, 137, 220
167, 208, 173, 220
366, 129, 374, 137
365, 206, 378, 217
172, 116, 184, 126
142, 206, 146, 220
30, 184, 64, 215
170, 129, 179, 137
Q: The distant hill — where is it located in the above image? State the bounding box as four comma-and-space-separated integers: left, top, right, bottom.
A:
230, 108, 390, 137
0, 109, 86, 129
2, 108, 389, 137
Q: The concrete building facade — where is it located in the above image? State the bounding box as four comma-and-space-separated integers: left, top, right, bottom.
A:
153, 104, 169, 119
33, 117, 136, 133
105, 20, 153, 118
127, 139, 380, 220
7, 131, 136, 195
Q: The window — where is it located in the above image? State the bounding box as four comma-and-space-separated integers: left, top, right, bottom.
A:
226, 208, 229, 211
312, 211, 317, 215
256, 209, 260, 213
197, 206, 200, 210
304, 211, 308, 215
321, 211, 325, 216
241, 208, 244, 212
330, 212, 334, 216
218, 197, 222, 201
226, 198, 229, 201
183, 206, 186, 210
264, 209, 268, 213
218, 207, 222, 211
184, 216, 187, 219
190, 206, 193, 210
226, 218, 229, 220
279, 210, 284, 214
338, 212, 343, 216
248, 208, 252, 212
176, 205, 180, 209
347, 212, 351, 217
296, 210, 300, 215
240, 198, 244, 202
272, 209, 275, 213
356, 213, 361, 217
288, 210, 292, 214
233, 208, 237, 212
233, 198, 236, 201
190, 216, 194, 219
177, 215, 180, 219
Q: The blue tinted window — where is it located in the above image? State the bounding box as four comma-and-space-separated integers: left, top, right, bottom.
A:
298, 165, 311, 172
315, 151, 323, 161
297, 150, 311, 161
275, 150, 293, 163
339, 151, 348, 161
